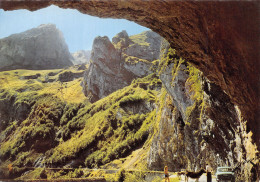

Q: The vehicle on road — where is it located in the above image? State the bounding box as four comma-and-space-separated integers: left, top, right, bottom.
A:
216, 167, 235, 182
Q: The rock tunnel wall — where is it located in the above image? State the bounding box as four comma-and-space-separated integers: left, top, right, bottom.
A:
1, 0, 259, 148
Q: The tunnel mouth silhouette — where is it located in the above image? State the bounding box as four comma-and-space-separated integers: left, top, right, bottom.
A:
0, 3, 259, 182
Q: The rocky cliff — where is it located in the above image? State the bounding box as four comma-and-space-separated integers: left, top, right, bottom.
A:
0, 24, 73, 71
82, 30, 162, 102
148, 42, 259, 181
71, 50, 91, 65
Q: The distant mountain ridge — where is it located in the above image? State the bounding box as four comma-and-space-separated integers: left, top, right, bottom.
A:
71, 50, 91, 65
0, 24, 73, 71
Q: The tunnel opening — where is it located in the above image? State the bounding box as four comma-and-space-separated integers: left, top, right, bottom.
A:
0, 1, 259, 181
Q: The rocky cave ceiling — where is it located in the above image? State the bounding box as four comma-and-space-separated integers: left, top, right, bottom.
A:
0, 0, 259, 148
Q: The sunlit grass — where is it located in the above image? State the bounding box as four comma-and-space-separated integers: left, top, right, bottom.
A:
124, 54, 151, 64
0, 68, 86, 104
130, 31, 150, 47
44, 74, 161, 168
0, 67, 164, 179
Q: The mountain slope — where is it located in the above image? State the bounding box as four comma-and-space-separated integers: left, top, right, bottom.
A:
0, 69, 162, 179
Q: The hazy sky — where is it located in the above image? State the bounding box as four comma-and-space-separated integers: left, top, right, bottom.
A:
0, 5, 149, 52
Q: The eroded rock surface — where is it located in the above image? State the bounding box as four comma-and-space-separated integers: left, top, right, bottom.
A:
0, 24, 73, 71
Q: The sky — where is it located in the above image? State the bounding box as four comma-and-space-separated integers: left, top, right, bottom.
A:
0, 5, 149, 52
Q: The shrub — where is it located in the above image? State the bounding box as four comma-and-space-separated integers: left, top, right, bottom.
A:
116, 169, 126, 182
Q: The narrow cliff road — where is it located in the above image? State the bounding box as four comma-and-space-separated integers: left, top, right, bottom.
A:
170, 174, 216, 182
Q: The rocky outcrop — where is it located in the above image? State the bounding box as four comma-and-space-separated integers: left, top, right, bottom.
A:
20, 73, 41, 80
148, 45, 259, 180
2, 0, 258, 150
148, 91, 186, 171
149, 67, 258, 180
112, 30, 131, 48
126, 31, 162, 61
71, 50, 91, 65
0, 24, 73, 71
0, 92, 33, 133
82, 30, 162, 102
58, 71, 84, 82
82, 35, 133, 102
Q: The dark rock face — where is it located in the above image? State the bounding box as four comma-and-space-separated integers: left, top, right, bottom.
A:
148, 92, 185, 171
1, 0, 258, 149
0, 24, 73, 71
160, 62, 193, 122
146, 41, 259, 180
0, 94, 32, 133
82, 31, 162, 102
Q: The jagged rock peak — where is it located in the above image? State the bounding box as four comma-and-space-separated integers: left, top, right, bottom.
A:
0, 23, 73, 71
113, 30, 129, 41
82, 30, 163, 102
93, 36, 114, 50
38, 23, 56, 29
112, 30, 131, 48
91, 36, 119, 66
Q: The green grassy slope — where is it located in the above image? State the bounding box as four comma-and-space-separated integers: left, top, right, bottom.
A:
0, 66, 162, 179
